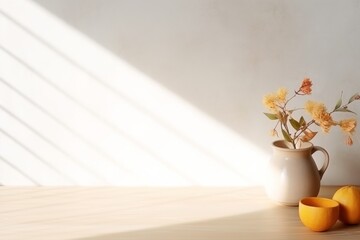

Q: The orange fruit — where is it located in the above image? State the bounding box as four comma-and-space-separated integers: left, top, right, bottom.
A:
332, 186, 360, 225
299, 197, 339, 231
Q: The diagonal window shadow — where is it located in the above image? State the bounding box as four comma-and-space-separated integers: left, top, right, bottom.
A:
0, 154, 39, 185
0, 11, 249, 183
0, 0, 268, 186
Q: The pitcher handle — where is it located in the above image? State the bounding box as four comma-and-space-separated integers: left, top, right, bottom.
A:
311, 146, 330, 179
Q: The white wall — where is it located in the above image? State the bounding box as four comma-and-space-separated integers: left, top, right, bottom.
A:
0, 0, 359, 185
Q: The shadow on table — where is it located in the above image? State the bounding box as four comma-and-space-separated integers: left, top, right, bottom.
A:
76, 207, 356, 240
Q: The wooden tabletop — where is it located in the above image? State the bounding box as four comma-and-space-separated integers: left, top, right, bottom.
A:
0, 186, 359, 240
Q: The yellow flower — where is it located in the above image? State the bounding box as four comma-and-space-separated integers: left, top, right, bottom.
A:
262, 93, 278, 112
270, 129, 278, 137
263, 87, 288, 112
339, 118, 357, 134
305, 100, 323, 115
299, 78, 312, 95
305, 101, 335, 133
276, 87, 288, 103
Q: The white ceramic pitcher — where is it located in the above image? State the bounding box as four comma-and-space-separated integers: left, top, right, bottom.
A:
265, 140, 329, 206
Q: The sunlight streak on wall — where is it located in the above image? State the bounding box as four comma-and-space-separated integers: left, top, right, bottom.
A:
0, 0, 268, 186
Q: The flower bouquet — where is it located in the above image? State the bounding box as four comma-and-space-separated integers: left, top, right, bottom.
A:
263, 78, 359, 149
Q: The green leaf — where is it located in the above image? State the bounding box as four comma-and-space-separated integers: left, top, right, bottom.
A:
289, 118, 300, 131
282, 129, 292, 142
299, 116, 306, 127
348, 93, 360, 104
264, 112, 278, 120
334, 108, 357, 114
333, 92, 342, 111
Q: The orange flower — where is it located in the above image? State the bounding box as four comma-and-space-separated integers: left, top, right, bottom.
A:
299, 78, 312, 95
305, 101, 335, 133
339, 119, 356, 146
346, 136, 353, 146
319, 113, 335, 133
339, 118, 357, 134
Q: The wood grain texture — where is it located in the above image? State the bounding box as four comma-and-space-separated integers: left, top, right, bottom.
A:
0, 186, 359, 239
